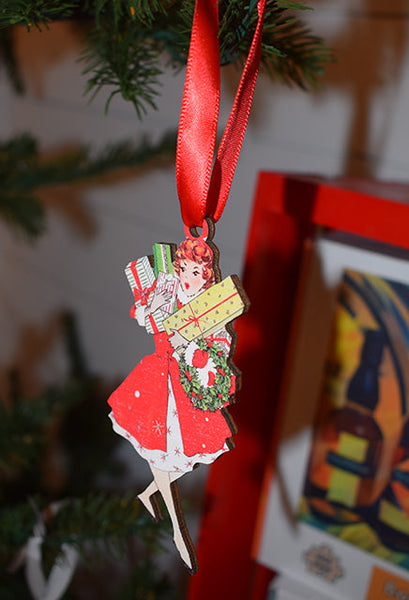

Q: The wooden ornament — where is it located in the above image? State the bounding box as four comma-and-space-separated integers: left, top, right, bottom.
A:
108, 221, 249, 573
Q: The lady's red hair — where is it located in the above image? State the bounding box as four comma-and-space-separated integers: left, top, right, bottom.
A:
173, 239, 215, 288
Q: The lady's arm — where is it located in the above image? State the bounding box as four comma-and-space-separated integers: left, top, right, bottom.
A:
206, 328, 232, 356
145, 288, 173, 316
131, 287, 173, 326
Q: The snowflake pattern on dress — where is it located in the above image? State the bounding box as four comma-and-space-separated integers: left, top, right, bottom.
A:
110, 373, 228, 472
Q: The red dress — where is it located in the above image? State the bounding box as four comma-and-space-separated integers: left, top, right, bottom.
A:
108, 331, 233, 466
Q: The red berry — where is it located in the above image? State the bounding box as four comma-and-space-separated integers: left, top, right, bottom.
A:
192, 349, 209, 368
208, 371, 216, 386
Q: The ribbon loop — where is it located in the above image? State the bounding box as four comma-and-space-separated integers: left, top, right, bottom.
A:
176, 0, 220, 228
176, 0, 266, 228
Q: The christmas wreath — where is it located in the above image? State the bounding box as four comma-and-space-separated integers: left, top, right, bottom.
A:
179, 338, 235, 412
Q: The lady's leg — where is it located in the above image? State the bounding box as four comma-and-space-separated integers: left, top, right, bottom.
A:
150, 466, 197, 572
137, 471, 184, 520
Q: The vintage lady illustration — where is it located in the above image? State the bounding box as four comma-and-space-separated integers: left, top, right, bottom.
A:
108, 233, 246, 572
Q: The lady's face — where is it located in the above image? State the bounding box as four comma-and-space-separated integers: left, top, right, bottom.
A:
178, 259, 206, 297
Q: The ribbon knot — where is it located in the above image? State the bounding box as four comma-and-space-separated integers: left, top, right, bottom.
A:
185, 313, 202, 329
133, 282, 156, 306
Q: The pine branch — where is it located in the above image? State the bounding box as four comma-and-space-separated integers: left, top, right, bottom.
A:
117, 559, 176, 600
0, 378, 90, 482
0, 131, 177, 238
0, 0, 80, 30
82, 23, 163, 116
260, 4, 333, 89
0, 311, 92, 485
0, 492, 170, 568
0, 132, 38, 160
44, 493, 169, 558
1, 131, 176, 187
0, 501, 37, 562
0, 192, 46, 238
93, 0, 171, 27
83, 0, 332, 111
0, 1, 332, 115
216, 1, 332, 89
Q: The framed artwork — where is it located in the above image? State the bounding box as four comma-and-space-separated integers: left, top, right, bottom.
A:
256, 236, 409, 600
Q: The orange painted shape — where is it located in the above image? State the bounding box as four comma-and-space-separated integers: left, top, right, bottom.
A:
366, 565, 409, 600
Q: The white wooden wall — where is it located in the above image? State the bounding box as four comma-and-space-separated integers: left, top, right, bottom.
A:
0, 2, 408, 564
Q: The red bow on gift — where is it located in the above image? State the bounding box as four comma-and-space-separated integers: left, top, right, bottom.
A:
133, 281, 156, 306
185, 314, 202, 329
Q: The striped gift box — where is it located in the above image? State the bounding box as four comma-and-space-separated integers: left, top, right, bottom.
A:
153, 243, 175, 277
153, 243, 177, 315
125, 256, 155, 306
125, 244, 177, 334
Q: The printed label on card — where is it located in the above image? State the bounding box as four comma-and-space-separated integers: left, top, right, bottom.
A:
366, 566, 409, 600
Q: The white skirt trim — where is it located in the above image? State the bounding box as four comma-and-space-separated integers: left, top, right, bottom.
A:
109, 375, 228, 473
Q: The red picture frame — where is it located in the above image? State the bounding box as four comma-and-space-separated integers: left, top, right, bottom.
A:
186, 172, 409, 600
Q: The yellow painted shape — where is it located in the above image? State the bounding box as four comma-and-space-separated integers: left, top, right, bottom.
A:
327, 468, 359, 508
379, 500, 409, 535
337, 432, 368, 462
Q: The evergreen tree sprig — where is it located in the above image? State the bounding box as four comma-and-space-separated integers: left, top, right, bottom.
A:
0, 192, 46, 238
0, 0, 81, 30
0, 0, 333, 115
261, 5, 333, 89
118, 559, 176, 600
84, 0, 333, 111
93, 0, 171, 27
82, 23, 163, 116
0, 499, 38, 563
0, 379, 90, 481
0, 131, 177, 238
43, 492, 169, 560
0, 492, 170, 571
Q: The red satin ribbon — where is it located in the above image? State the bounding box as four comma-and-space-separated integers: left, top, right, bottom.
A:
176, 0, 266, 229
